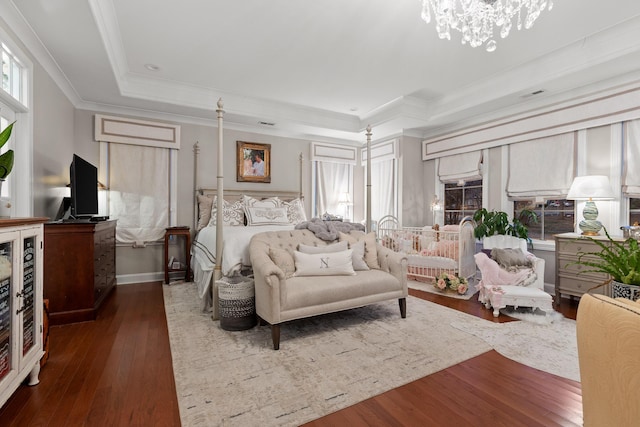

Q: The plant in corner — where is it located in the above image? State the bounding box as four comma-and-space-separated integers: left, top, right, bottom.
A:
0, 121, 15, 188
571, 227, 640, 300
472, 208, 538, 243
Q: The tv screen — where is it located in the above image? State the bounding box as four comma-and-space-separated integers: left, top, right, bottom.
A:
70, 154, 98, 218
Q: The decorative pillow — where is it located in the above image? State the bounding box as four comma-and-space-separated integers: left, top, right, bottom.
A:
281, 198, 307, 224
242, 195, 281, 209
339, 231, 380, 269
293, 250, 356, 277
196, 194, 214, 231
490, 248, 532, 268
245, 206, 289, 226
298, 241, 348, 254
349, 240, 369, 271
207, 196, 244, 227
268, 247, 295, 279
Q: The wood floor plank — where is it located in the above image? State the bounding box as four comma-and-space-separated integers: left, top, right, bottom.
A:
0, 282, 581, 426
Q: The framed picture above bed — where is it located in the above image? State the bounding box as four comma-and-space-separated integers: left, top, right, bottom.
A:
237, 141, 271, 183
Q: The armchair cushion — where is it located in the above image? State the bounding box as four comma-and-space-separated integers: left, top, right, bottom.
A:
490, 247, 533, 269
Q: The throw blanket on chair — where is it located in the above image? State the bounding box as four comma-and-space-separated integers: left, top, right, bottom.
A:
295, 218, 365, 241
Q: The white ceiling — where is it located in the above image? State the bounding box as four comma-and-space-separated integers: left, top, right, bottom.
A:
6, 0, 640, 143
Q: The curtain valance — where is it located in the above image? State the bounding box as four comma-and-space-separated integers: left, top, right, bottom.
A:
507, 133, 575, 199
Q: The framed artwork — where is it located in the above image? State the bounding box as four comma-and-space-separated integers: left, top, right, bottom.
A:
237, 141, 271, 183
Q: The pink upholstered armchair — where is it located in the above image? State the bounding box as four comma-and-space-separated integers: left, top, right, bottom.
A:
475, 235, 552, 317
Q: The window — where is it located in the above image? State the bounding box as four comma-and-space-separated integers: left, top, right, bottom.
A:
514, 199, 574, 241
314, 161, 352, 218
444, 179, 482, 225
1, 42, 24, 103
371, 158, 396, 221
630, 198, 640, 225
0, 28, 31, 216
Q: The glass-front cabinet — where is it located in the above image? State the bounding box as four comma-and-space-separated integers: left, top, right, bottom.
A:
0, 218, 46, 410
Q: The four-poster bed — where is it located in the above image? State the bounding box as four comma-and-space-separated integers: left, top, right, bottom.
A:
190, 98, 375, 316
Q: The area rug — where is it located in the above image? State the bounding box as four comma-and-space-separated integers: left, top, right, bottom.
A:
450, 313, 579, 381
163, 283, 492, 426
500, 306, 565, 325
408, 278, 479, 300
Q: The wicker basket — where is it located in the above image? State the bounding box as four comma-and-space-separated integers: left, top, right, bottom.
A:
217, 276, 256, 331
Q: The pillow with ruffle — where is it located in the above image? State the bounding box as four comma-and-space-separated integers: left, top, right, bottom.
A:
281, 198, 307, 224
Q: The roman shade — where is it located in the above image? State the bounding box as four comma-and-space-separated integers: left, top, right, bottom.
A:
438, 151, 482, 183
623, 119, 640, 197
507, 133, 576, 199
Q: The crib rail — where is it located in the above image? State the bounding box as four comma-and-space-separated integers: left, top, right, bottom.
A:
378, 217, 476, 283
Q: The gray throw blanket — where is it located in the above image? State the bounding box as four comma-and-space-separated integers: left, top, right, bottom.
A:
295, 218, 366, 241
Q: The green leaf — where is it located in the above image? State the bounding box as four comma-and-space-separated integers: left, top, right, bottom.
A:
0, 121, 15, 149
0, 150, 14, 179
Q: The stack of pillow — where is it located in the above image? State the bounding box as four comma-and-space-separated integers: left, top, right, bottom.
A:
195, 194, 307, 231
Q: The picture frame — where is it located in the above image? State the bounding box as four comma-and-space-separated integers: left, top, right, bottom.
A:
236, 141, 271, 183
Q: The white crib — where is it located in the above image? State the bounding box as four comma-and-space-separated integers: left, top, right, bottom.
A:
377, 216, 476, 284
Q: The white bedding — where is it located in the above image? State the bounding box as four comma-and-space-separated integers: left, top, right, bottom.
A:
193, 224, 294, 275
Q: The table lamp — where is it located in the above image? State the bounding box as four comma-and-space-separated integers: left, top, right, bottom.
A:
567, 175, 616, 235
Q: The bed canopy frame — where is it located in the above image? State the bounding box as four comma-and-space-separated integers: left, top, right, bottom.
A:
194, 98, 373, 282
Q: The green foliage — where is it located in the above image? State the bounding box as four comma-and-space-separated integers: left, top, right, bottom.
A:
571, 228, 640, 285
472, 208, 538, 243
0, 121, 15, 179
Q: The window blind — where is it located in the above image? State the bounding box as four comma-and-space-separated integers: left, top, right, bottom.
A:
507, 133, 576, 198
438, 151, 482, 183
108, 143, 169, 243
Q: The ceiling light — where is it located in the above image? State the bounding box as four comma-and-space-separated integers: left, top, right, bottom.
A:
144, 63, 160, 71
420, 0, 554, 52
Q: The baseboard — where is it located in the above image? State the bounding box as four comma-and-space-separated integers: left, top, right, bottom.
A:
117, 272, 164, 285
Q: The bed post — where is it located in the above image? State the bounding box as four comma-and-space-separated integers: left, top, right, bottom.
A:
299, 152, 304, 200
193, 141, 200, 231
214, 98, 225, 282
366, 125, 372, 233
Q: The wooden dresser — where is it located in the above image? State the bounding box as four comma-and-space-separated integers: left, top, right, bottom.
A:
44, 220, 116, 325
554, 232, 620, 305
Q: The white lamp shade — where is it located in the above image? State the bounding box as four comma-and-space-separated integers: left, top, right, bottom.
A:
567, 175, 616, 200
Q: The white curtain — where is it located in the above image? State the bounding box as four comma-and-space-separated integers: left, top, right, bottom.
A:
438, 150, 482, 183
507, 133, 576, 198
108, 143, 169, 243
316, 161, 351, 216
623, 119, 640, 197
371, 159, 395, 221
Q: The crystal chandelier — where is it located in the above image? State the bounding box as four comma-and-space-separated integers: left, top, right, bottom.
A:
420, 0, 554, 52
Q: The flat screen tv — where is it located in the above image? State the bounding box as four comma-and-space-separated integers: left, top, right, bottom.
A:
70, 154, 98, 218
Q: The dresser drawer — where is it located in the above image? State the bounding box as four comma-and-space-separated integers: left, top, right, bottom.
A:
557, 276, 609, 295
556, 238, 604, 256
557, 255, 608, 280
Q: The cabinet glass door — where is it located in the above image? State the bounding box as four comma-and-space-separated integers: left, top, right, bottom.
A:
21, 236, 35, 356
0, 240, 12, 381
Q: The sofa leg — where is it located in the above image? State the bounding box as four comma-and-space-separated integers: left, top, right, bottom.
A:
399, 298, 407, 318
271, 324, 281, 350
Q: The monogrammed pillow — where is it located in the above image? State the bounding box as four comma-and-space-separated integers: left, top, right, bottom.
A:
293, 249, 355, 277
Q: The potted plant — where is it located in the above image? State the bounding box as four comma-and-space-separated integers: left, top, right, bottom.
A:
0, 121, 15, 190
572, 228, 640, 301
472, 208, 538, 243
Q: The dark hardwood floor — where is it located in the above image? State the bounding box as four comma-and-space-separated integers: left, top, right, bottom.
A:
0, 283, 581, 426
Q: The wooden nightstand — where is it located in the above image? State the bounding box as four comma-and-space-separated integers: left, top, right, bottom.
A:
164, 226, 191, 284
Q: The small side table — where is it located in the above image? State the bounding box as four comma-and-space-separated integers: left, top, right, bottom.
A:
164, 226, 191, 284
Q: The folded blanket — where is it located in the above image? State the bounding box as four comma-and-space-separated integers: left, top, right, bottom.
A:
295, 218, 365, 241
